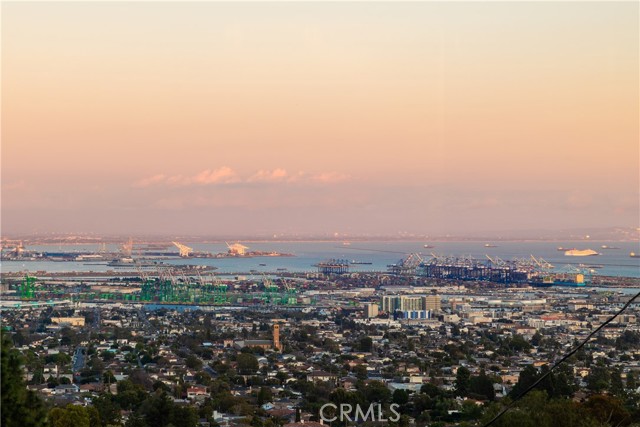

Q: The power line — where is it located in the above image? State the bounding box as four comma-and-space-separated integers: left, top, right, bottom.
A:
483, 290, 640, 427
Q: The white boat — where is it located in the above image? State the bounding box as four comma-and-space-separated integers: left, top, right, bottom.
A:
564, 249, 599, 257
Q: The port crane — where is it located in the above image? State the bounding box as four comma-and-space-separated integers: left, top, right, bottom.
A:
280, 278, 298, 305
261, 273, 279, 303
226, 242, 248, 256
172, 241, 193, 257
20, 275, 37, 299
388, 253, 424, 275
530, 255, 554, 273
121, 238, 134, 257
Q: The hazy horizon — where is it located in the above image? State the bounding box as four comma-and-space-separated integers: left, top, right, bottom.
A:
2, 2, 638, 236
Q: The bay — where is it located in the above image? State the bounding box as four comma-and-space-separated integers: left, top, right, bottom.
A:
2, 240, 639, 278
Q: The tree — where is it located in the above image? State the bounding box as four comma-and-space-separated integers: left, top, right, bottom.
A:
421, 383, 444, 399
92, 393, 122, 426
1, 331, 48, 427
510, 365, 538, 399
47, 375, 60, 388
12, 330, 28, 346
59, 327, 78, 347
469, 370, 495, 401
275, 371, 289, 385
30, 370, 45, 385
531, 331, 543, 347
257, 386, 273, 405
354, 364, 368, 380
186, 354, 203, 370
89, 355, 105, 373
103, 370, 116, 385
615, 331, 640, 350
359, 337, 373, 352
55, 352, 72, 366
550, 365, 576, 398
141, 391, 175, 427
460, 399, 483, 421
129, 369, 154, 391
100, 350, 115, 362
49, 405, 91, 427
172, 404, 199, 427
237, 353, 259, 374
455, 366, 471, 397
86, 406, 101, 427
583, 394, 631, 427
361, 380, 391, 404
392, 389, 409, 405
610, 367, 624, 396
135, 390, 199, 427
627, 371, 637, 390
481, 391, 598, 427
586, 365, 610, 393
125, 414, 148, 427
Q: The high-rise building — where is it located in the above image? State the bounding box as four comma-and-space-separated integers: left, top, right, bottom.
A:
382, 295, 400, 312
381, 294, 441, 313
425, 295, 442, 312
364, 303, 379, 318
400, 296, 424, 311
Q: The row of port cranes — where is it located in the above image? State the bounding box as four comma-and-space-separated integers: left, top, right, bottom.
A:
133, 269, 301, 305
136, 268, 228, 303
12, 268, 306, 306
388, 253, 594, 285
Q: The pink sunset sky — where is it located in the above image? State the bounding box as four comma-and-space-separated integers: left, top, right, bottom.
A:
2, 2, 638, 236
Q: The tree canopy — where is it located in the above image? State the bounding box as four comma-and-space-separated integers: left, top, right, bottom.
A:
1, 330, 48, 427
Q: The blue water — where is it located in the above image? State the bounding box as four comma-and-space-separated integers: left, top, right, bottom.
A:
3, 241, 639, 278
144, 304, 201, 312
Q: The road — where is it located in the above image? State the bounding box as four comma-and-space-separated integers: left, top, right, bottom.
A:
73, 346, 86, 373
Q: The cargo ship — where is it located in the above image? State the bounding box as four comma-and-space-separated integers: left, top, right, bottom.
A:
107, 257, 162, 268
531, 281, 587, 288
531, 272, 588, 288
564, 249, 599, 257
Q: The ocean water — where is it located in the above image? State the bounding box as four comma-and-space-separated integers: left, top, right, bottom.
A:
2, 241, 639, 278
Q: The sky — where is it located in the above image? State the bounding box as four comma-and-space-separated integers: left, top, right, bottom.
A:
2, 1, 638, 237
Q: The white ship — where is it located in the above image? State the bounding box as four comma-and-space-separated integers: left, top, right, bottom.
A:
564, 249, 599, 257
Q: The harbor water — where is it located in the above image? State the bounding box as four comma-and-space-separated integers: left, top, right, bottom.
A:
2, 241, 639, 278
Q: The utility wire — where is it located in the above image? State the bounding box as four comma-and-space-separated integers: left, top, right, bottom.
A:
483, 290, 640, 427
